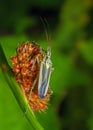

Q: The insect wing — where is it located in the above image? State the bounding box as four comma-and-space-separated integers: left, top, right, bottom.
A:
38, 58, 52, 98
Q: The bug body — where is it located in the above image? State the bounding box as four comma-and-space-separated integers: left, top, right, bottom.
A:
38, 46, 53, 98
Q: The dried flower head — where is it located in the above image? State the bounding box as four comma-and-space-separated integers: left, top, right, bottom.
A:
10, 41, 52, 112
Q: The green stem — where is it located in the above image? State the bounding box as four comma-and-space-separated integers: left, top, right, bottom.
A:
0, 44, 44, 130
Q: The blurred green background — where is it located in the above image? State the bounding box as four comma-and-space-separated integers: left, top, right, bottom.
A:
0, 0, 93, 130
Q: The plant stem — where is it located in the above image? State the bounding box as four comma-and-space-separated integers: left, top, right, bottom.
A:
0, 44, 44, 130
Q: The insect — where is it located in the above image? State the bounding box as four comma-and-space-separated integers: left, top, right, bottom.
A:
28, 44, 53, 99
33, 18, 53, 98
11, 18, 53, 111
38, 46, 53, 98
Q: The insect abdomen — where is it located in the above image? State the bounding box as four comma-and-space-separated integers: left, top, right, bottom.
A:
38, 58, 52, 98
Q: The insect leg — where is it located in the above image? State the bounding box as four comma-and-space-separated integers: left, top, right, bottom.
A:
24, 77, 38, 114
20, 84, 30, 115
28, 77, 37, 101
28, 55, 40, 101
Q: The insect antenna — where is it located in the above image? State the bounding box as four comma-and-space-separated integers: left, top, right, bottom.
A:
40, 17, 51, 47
